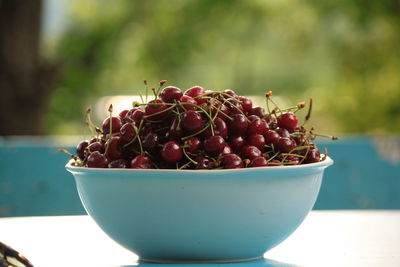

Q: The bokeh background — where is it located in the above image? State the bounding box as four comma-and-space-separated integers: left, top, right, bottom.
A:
0, 0, 399, 216
1, 0, 400, 135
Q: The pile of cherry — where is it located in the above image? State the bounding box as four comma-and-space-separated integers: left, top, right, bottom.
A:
64, 83, 336, 169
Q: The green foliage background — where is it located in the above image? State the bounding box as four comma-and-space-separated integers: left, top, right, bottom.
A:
45, 0, 400, 134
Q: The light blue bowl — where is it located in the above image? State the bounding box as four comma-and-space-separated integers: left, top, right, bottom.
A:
66, 157, 333, 263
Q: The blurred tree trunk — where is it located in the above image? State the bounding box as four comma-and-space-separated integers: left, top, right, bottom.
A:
0, 0, 58, 135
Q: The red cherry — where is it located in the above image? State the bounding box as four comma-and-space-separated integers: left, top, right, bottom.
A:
249, 107, 265, 118
277, 112, 298, 132
108, 159, 127, 168
264, 130, 280, 145
145, 99, 169, 120
86, 142, 105, 155
203, 135, 226, 156
305, 148, 321, 163
220, 153, 244, 169
250, 156, 268, 167
247, 116, 269, 135
179, 95, 198, 111
161, 141, 183, 164
118, 109, 129, 120
184, 137, 201, 154
246, 134, 266, 151
276, 137, 296, 153
238, 96, 252, 113
125, 109, 144, 125
105, 136, 123, 160
182, 110, 204, 134
221, 145, 233, 154
195, 156, 211, 169
76, 140, 89, 160
203, 117, 228, 139
184, 86, 206, 98
159, 86, 183, 103
120, 123, 137, 143
275, 127, 290, 138
130, 155, 153, 169
86, 151, 108, 168
230, 136, 245, 153
142, 132, 160, 153
102, 117, 122, 134
228, 114, 248, 136
240, 145, 262, 160
166, 116, 183, 140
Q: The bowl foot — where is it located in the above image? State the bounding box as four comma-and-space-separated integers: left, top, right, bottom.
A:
140, 255, 263, 264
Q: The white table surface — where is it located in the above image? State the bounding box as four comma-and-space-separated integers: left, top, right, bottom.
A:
0, 210, 399, 267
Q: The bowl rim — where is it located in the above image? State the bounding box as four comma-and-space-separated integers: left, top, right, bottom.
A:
66, 156, 333, 174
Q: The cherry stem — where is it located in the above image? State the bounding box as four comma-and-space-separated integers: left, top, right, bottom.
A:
183, 147, 198, 165
303, 98, 313, 125
181, 123, 211, 140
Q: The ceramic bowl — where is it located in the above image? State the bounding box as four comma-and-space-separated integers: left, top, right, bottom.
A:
66, 157, 333, 263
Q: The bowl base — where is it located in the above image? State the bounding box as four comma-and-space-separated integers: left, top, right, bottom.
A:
140, 255, 263, 264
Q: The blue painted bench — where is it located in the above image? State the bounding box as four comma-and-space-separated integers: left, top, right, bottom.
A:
0, 136, 399, 217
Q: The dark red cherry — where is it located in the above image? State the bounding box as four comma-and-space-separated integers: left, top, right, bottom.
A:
120, 123, 137, 143
179, 95, 198, 111
240, 145, 262, 160
159, 86, 183, 103
142, 132, 160, 153
276, 137, 296, 153
286, 155, 300, 165
305, 148, 321, 163
238, 96, 252, 113
119, 109, 129, 120
105, 136, 123, 160
246, 134, 266, 150
89, 137, 98, 144
220, 153, 244, 169
228, 114, 248, 136
203, 135, 226, 156
195, 156, 211, 169
268, 159, 282, 166
275, 127, 290, 138
214, 103, 230, 121
76, 140, 89, 160
102, 116, 122, 134
108, 159, 127, 168
250, 156, 268, 167
221, 145, 233, 154
182, 110, 204, 134
249, 107, 265, 118
264, 130, 280, 145
223, 89, 238, 98
226, 98, 243, 116
125, 109, 144, 125
277, 112, 298, 132
86, 142, 105, 155
130, 155, 153, 169
166, 116, 183, 140
247, 116, 269, 135
184, 137, 201, 154
161, 141, 183, 164
203, 117, 228, 139
86, 151, 108, 168
230, 136, 245, 152
145, 99, 168, 120
184, 86, 206, 98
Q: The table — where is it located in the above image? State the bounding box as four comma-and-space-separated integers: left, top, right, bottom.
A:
0, 211, 399, 267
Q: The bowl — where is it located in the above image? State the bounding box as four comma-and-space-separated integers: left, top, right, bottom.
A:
66, 156, 333, 263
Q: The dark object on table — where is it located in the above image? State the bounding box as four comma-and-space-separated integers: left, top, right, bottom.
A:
0, 241, 34, 267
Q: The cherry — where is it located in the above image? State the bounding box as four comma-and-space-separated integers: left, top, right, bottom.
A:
130, 155, 153, 169
277, 112, 298, 132
120, 123, 137, 143
268, 159, 282, 166
108, 159, 127, 168
286, 155, 300, 165
182, 110, 204, 134
226, 98, 243, 116
89, 137, 98, 144
221, 145, 233, 154
166, 116, 183, 140
119, 109, 129, 120
184, 86, 206, 98
240, 145, 262, 160
125, 109, 144, 125
86, 151, 108, 168
76, 140, 89, 160
228, 114, 248, 136
249, 106, 265, 118
86, 142, 105, 155
142, 132, 160, 153
145, 99, 169, 120
220, 153, 244, 169
247, 116, 269, 135
264, 130, 280, 145
275, 127, 290, 138
238, 96, 252, 114
195, 156, 211, 169
214, 103, 229, 121
184, 137, 201, 154
230, 136, 245, 152
246, 134, 266, 150
203, 135, 226, 156
250, 156, 268, 167
223, 89, 238, 98
179, 95, 198, 111
102, 116, 122, 134
305, 148, 321, 163
203, 117, 228, 139
159, 86, 183, 103
161, 141, 183, 164
105, 136, 123, 160
276, 137, 296, 153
